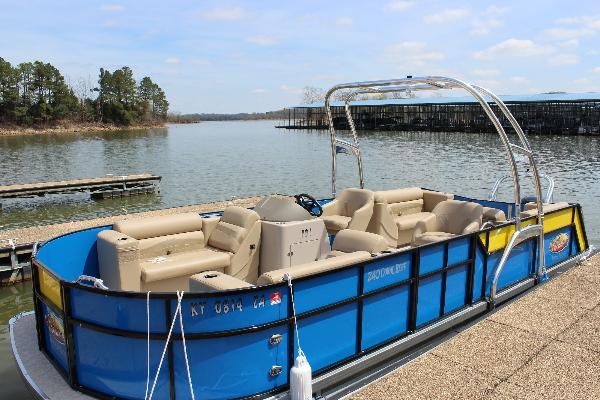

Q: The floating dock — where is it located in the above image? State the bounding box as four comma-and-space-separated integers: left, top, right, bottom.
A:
0, 173, 161, 205
0, 195, 262, 285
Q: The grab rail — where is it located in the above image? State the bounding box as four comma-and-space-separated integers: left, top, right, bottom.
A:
489, 173, 554, 204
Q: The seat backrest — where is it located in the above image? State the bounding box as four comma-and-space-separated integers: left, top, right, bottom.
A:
113, 213, 205, 259
208, 206, 260, 253
113, 212, 204, 239
332, 229, 389, 254
257, 251, 372, 285
431, 200, 483, 234
337, 188, 374, 216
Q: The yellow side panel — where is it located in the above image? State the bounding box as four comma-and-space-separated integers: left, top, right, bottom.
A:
483, 218, 535, 253
481, 207, 575, 254
542, 208, 572, 233
39, 267, 63, 310
574, 209, 588, 252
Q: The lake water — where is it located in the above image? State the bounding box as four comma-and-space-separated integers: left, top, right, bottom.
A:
0, 120, 599, 397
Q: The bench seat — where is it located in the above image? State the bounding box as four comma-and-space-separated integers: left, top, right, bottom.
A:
141, 250, 230, 283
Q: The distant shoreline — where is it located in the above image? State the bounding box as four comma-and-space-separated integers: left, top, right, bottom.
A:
0, 122, 167, 137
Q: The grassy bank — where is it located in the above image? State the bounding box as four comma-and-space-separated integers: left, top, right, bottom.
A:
0, 121, 166, 136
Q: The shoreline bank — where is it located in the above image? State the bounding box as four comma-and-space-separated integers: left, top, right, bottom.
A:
0, 122, 166, 137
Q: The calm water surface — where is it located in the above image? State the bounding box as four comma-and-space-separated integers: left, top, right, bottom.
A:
0, 120, 599, 397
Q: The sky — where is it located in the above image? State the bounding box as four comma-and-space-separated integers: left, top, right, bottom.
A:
1, 1, 600, 113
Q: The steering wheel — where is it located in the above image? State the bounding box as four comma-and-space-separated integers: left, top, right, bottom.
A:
294, 193, 323, 217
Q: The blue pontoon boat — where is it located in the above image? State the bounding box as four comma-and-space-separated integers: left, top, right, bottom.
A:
10, 77, 591, 400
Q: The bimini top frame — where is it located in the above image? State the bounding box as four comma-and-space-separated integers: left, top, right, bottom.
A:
324, 76, 546, 301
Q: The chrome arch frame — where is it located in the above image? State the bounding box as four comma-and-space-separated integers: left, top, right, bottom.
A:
324, 76, 546, 303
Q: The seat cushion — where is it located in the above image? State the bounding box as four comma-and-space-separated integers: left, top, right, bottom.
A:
332, 229, 389, 254
413, 232, 456, 246
323, 215, 352, 232
395, 212, 432, 231
208, 221, 247, 253
138, 231, 204, 259
141, 249, 231, 283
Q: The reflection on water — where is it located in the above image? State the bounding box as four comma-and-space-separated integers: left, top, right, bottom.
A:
0, 121, 598, 398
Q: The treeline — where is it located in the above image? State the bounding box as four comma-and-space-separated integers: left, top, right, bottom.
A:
0, 57, 168, 127
168, 110, 286, 123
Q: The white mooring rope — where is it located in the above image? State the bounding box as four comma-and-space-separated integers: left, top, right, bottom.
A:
284, 273, 312, 400
146, 291, 195, 400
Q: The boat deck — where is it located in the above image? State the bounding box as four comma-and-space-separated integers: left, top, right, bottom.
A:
351, 251, 600, 400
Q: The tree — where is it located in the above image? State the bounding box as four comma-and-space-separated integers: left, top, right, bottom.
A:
0, 57, 20, 122
302, 86, 325, 104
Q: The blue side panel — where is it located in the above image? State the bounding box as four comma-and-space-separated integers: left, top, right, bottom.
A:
174, 285, 288, 333
472, 244, 485, 302
444, 265, 468, 314
448, 237, 470, 265
73, 327, 170, 400
70, 287, 166, 333
361, 285, 410, 350
416, 273, 442, 327
36, 226, 110, 280
544, 227, 574, 267
295, 304, 357, 372
40, 302, 68, 372
486, 242, 533, 296
363, 253, 412, 293
172, 327, 289, 400
293, 267, 359, 314
419, 245, 444, 275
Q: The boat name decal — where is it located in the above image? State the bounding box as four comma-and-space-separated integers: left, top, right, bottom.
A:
44, 310, 65, 345
549, 233, 569, 254
367, 262, 408, 282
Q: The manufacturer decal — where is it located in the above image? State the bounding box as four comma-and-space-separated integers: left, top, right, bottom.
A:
44, 310, 65, 345
367, 262, 408, 282
549, 233, 569, 254
270, 291, 282, 305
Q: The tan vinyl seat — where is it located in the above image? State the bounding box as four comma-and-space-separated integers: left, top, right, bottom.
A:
328, 229, 390, 257
257, 251, 372, 285
367, 187, 454, 246
189, 271, 253, 292
520, 202, 570, 218
482, 207, 506, 223
412, 200, 483, 246
97, 206, 261, 291
321, 188, 374, 234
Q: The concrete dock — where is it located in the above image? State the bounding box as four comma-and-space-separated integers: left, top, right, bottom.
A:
351, 252, 600, 400
0, 196, 261, 246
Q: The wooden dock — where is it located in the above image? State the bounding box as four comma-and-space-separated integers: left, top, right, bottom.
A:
0, 173, 161, 200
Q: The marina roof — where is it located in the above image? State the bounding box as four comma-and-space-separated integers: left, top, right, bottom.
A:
296, 92, 600, 108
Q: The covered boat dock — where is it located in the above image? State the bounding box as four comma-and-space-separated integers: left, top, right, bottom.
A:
280, 92, 600, 135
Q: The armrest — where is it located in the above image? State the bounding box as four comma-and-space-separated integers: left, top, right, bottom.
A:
413, 214, 439, 237
422, 190, 453, 212
367, 202, 399, 245
462, 221, 481, 234
348, 202, 374, 231
97, 230, 141, 291
321, 200, 340, 217
201, 217, 220, 245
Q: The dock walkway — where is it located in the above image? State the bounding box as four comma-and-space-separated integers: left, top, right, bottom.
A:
351, 252, 600, 400
0, 174, 161, 199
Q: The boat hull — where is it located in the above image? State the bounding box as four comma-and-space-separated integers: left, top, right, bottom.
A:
26, 202, 589, 400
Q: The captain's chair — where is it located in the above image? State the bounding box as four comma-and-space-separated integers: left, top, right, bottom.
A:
321, 188, 374, 234
411, 200, 483, 246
